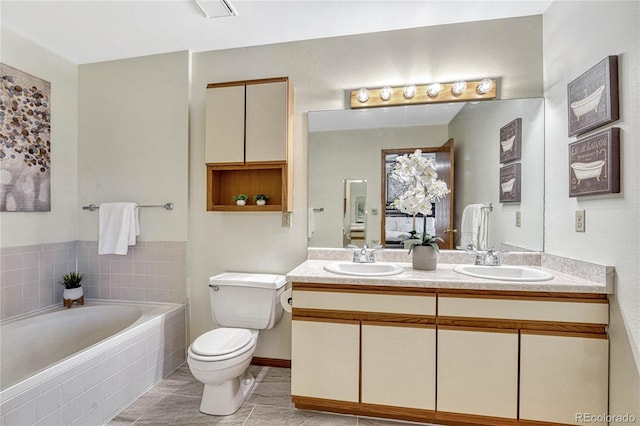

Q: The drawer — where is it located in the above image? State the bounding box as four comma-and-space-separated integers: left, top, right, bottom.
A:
293, 290, 436, 316
438, 296, 608, 325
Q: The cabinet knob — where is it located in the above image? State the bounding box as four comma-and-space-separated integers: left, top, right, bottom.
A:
444, 228, 458, 234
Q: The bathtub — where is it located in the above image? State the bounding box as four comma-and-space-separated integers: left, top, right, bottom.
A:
571, 85, 605, 120
500, 135, 515, 152
571, 160, 605, 184
0, 300, 186, 426
501, 178, 516, 194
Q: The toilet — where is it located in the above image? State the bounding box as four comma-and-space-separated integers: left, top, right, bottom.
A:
187, 272, 287, 415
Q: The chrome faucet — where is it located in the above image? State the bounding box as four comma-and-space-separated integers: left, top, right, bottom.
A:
348, 243, 383, 263
464, 245, 501, 266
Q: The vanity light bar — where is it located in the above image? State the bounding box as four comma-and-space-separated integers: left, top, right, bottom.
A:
349, 79, 497, 109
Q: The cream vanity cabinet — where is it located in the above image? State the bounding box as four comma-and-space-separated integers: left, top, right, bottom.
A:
205, 77, 293, 211
291, 283, 609, 426
291, 284, 437, 420
438, 292, 609, 426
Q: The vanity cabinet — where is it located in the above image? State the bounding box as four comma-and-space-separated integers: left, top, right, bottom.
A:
205, 77, 293, 212
290, 282, 609, 426
291, 284, 437, 421
437, 327, 518, 419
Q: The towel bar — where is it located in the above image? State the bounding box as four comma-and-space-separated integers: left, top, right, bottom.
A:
82, 202, 174, 212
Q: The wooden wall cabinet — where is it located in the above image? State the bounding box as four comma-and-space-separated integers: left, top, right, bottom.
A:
205, 77, 293, 212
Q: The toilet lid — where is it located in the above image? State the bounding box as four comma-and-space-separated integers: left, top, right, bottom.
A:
191, 328, 253, 357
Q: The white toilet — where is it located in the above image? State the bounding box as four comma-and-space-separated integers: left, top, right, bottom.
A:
187, 272, 287, 415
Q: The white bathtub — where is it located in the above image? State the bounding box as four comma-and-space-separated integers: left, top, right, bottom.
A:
0, 300, 186, 426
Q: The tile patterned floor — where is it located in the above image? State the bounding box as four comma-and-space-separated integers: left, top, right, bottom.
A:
107, 364, 439, 425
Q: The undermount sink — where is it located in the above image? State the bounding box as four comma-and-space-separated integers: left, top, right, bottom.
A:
453, 265, 554, 282
323, 262, 405, 277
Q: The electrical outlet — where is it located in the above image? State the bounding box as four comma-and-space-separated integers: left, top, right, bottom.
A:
515, 211, 521, 227
282, 212, 292, 228
575, 210, 585, 232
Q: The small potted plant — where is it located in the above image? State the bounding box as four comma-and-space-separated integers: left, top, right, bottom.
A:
59, 271, 85, 308
232, 194, 249, 206
253, 193, 269, 206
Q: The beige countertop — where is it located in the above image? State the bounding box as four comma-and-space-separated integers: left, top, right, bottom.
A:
286, 259, 611, 294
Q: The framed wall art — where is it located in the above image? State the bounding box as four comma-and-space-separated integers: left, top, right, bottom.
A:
569, 128, 620, 197
567, 55, 619, 137
1, 63, 51, 212
499, 163, 521, 203
500, 117, 522, 163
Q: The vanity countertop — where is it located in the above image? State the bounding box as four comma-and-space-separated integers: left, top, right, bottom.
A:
286, 259, 611, 294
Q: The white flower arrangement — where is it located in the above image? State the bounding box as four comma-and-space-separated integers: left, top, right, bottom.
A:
390, 149, 450, 251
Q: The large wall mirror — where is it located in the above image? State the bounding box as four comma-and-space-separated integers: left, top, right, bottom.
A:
308, 98, 544, 252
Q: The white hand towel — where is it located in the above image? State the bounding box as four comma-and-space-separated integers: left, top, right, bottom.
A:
459, 204, 484, 249
478, 207, 490, 250
98, 202, 140, 255
308, 208, 315, 239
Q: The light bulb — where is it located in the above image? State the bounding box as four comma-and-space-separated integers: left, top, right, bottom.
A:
452, 80, 467, 95
356, 88, 369, 103
403, 84, 416, 99
380, 86, 393, 101
427, 83, 441, 97
477, 78, 494, 94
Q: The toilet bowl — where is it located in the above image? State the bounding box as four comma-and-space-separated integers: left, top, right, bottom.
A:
187, 272, 287, 416
187, 328, 259, 415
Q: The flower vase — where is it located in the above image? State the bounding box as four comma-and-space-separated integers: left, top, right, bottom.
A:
236, 200, 246, 206
411, 245, 437, 271
256, 200, 266, 206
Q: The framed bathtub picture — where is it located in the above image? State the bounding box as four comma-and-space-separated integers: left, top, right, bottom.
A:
500, 117, 522, 163
567, 55, 619, 137
499, 163, 521, 203
569, 128, 620, 197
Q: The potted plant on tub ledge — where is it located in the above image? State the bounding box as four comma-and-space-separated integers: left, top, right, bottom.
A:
253, 193, 269, 206
60, 271, 85, 308
389, 149, 450, 270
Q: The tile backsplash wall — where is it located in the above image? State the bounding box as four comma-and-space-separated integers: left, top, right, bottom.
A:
1, 241, 186, 321
76, 241, 186, 304
1, 241, 76, 320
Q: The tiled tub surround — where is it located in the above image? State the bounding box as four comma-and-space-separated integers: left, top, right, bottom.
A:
0, 241, 77, 320
76, 241, 187, 304
0, 301, 186, 426
305, 247, 613, 293
0, 241, 187, 321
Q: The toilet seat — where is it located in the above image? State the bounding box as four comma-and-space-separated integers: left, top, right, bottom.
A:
189, 328, 256, 362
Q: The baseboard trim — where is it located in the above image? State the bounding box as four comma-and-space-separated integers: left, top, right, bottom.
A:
250, 356, 291, 368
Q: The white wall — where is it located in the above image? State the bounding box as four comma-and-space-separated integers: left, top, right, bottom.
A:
189, 16, 543, 358
309, 125, 449, 248
450, 98, 545, 251
0, 28, 78, 247
76, 52, 190, 242
543, 1, 639, 418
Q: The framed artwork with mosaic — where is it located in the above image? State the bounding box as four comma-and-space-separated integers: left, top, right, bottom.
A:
1, 63, 51, 211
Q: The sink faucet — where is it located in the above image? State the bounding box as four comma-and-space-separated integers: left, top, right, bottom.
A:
464, 246, 501, 266
348, 243, 383, 263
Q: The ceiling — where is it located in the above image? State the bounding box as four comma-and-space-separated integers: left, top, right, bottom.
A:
1, 1, 552, 65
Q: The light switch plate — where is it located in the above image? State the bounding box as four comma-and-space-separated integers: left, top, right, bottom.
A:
516, 211, 521, 227
282, 212, 292, 228
575, 210, 585, 232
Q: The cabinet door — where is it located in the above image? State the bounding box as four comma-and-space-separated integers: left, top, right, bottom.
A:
520, 332, 608, 425
437, 327, 518, 418
245, 81, 287, 162
361, 323, 435, 410
205, 85, 245, 164
291, 319, 359, 402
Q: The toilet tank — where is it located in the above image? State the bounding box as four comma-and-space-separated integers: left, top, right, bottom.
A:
209, 272, 287, 329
